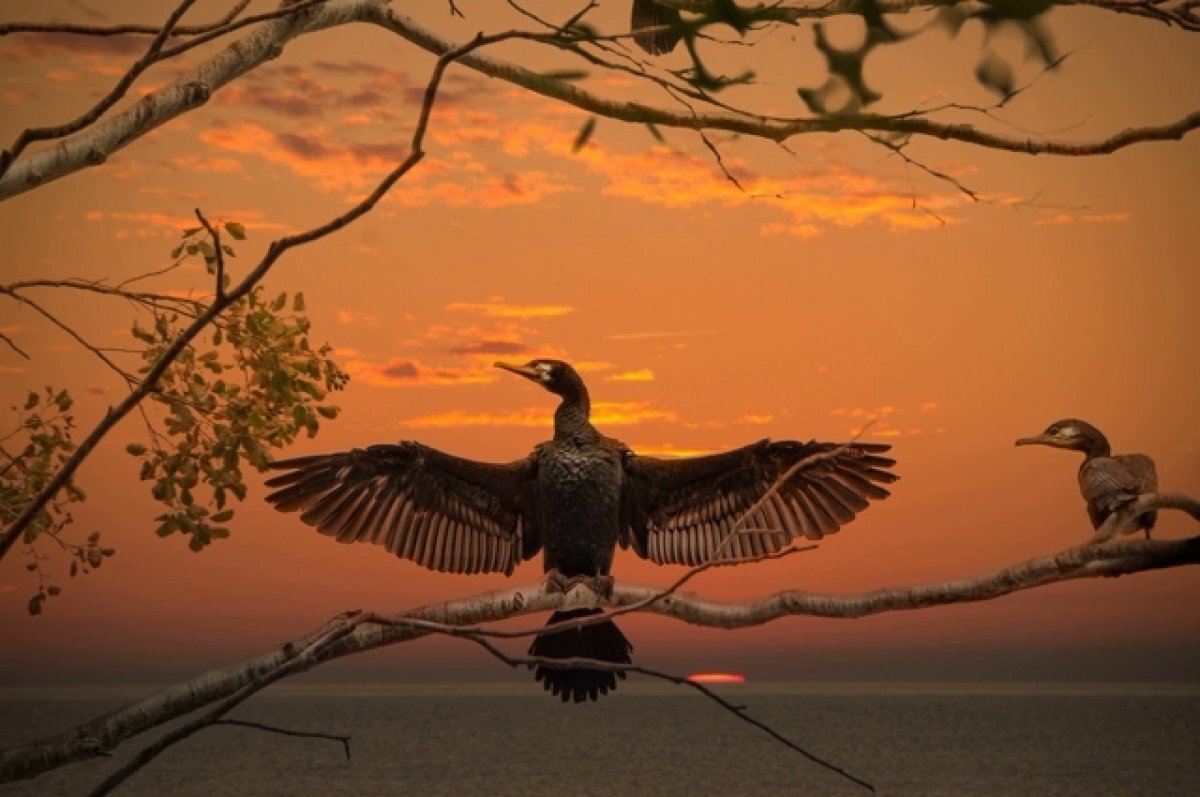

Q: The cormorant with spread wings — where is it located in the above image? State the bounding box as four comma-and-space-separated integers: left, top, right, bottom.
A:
266, 360, 897, 701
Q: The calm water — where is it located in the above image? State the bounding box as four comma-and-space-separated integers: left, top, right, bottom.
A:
1, 683, 1198, 796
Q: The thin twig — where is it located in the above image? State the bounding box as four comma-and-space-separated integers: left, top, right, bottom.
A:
0, 330, 28, 359
0, 287, 137, 383
462, 636, 877, 792
194, 209, 226, 301
213, 719, 350, 760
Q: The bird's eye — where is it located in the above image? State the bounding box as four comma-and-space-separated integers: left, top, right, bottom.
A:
1047, 426, 1059, 435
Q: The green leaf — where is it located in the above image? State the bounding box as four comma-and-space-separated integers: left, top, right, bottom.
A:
571, 116, 597, 154
315, 405, 339, 419
24, 391, 39, 410
270, 292, 287, 312
224, 221, 246, 240
28, 595, 43, 616
126, 443, 148, 456
211, 509, 234, 523
181, 226, 201, 237
293, 292, 306, 312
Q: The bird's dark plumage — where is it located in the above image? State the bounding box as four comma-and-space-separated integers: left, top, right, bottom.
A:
631, 0, 683, 55
1015, 418, 1158, 537
267, 359, 897, 701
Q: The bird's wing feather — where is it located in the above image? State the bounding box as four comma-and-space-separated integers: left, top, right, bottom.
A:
1080, 454, 1158, 507
631, 0, 683, 55
265, 443, 539, 575
622, 439, 896, 566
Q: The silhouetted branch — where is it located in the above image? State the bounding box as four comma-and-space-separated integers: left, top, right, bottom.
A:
3, 0, 1198, 201
462, 636, 875, 792
213, 719, 351, 759
4, 493, 1196, 785
0, 21, 539, 560
0, 0, 199, 181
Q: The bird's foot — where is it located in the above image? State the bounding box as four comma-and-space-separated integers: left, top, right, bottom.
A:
544, 570, 615, 598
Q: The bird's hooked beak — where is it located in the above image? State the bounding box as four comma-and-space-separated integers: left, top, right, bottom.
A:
1015, 432, 1062, 448
495, 361, 539, 382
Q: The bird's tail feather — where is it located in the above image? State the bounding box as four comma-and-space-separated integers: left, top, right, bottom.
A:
529, 609, 633, 703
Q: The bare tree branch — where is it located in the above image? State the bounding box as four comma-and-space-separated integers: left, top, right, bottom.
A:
648, 0, 1200, 31
3, 493, 1196, 785
2, 0, 1197, 201
0, 20, 545, 560
0, 0, 200, 181
461, 636, 876, 792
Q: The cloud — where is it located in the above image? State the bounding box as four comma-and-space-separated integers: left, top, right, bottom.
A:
604, 330, 714, 340
446, 300, 575, 319
83, 208, 287, 236
625, 443, 724, 458
400, 400, 677, 429
344, 357, 496, 388
1035, 211, 1131, 226
606, 368, 655, 382
737, 413, 774, 425
919, 401, 939, 412
199, 122, 576, 204
445, 340, 530, 357
336, 309, 380, 327
0, 32, 145, 60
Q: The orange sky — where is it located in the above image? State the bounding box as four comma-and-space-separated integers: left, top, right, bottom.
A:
0, 1, 1198, 685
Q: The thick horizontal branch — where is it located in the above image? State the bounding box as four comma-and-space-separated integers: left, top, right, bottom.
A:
2, 0, 1198, 201
3, 493, 1196, 784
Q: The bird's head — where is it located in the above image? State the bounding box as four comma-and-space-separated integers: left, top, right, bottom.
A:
1015, 418, 1106, 453
495, 359, 585, 399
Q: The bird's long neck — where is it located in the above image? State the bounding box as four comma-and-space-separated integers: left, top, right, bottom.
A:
1084, 436, 1108, 460
1081, 431, 1112, 460
553, 383, 593, 441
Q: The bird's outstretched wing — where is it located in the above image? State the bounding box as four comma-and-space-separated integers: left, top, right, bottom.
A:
631, 0, 683, 55
622, 440, 896, 566
265, 443, 540, 575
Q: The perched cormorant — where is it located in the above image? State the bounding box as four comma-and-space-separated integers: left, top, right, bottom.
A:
1016, 418, 1158, 538
631, 0, 683, 55
265, 360, 897, 701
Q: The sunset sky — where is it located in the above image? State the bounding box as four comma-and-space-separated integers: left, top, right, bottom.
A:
0, 1, 1197, 687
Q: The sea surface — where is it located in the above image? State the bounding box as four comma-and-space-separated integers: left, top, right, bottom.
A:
1, 682, 1198, 797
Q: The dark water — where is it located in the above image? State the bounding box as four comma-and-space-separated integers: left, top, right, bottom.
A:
2, 683, 1198, 796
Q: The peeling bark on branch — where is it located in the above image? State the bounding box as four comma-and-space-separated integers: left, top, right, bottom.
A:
3, 493, 1196, 785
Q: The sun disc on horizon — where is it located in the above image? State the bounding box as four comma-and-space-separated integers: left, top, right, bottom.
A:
686, 672, 746, 684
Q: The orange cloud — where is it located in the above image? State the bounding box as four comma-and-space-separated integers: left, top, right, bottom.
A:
401, 400, 677, 429
606, 368, 654, 382
445, 300, 575, 319
344, 357, 495, 388
562, 135, 958, 234
737, 413, 774, 425
625, 443, 724, 458
199, 121, 576, 205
